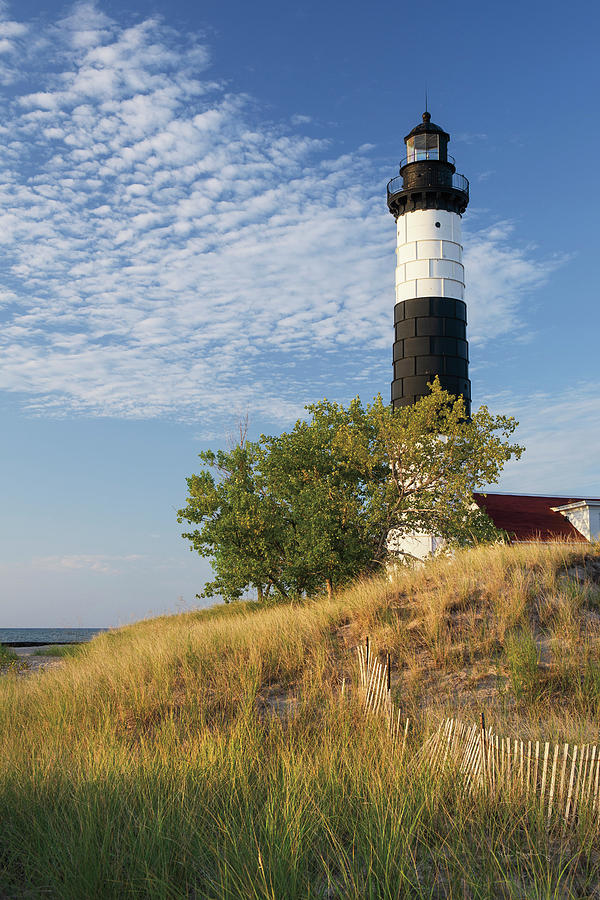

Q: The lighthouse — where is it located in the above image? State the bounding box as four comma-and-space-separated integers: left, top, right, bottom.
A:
387, 112, 471, 415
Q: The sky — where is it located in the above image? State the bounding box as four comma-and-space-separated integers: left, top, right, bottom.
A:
0, 0, 598, 627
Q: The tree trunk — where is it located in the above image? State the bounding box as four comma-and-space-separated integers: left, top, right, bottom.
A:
270, 577, 288, 599
326, 578, 334, 601
257, 584, 263, 602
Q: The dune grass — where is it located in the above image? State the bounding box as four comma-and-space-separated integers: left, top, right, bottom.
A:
0, 643, 18, 664
1, 542, 600, 897
32, 644, 84, 658
0, 643, 27, 675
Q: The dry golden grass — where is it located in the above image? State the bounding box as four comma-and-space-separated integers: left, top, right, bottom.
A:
1, 540, 600, 897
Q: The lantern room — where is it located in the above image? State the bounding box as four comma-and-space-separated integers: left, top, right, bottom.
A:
387, 112, 469, 218
404, 112, 450, 164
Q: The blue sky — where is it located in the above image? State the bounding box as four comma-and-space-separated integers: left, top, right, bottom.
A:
0, 0, 598, 627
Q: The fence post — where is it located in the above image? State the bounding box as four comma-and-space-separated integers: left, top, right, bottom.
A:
540, 742, 550, 810
564, 745, 578, 825
547, 742, 559, 821
480, 711, 487, 792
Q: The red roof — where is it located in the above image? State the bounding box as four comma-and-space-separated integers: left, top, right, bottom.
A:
473, 493, 598, 542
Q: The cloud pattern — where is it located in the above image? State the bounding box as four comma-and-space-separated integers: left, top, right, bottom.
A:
488, 383, 600, 495
0, 2, 563, 429
31, 553, 144, 575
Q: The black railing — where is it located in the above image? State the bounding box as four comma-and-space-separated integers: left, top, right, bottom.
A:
401, 152, 456, 167
387, 172, 469, 199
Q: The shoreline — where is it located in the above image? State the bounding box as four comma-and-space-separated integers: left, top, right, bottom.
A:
1, 641, 84, 647
7, 645, 69, 675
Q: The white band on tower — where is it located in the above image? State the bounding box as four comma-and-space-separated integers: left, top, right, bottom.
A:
395, 209, 464, 303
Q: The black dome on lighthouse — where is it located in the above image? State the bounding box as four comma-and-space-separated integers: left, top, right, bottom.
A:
404, 111, 449, 144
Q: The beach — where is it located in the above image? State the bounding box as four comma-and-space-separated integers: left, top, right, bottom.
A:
10, 645, 64, 675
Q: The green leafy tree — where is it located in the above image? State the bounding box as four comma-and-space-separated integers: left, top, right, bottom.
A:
368, 378, 524, 549
256, 397, 388, 598
178, 379, 524, 601
178, 399, 385, 601
178, 442, 290, 602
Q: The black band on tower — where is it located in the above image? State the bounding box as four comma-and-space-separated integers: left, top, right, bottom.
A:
391, 297, 471, 415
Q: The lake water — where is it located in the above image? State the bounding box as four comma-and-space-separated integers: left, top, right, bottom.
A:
0, 628, 107, 646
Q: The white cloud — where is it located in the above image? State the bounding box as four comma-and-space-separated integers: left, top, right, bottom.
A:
488, 382, 600, 496
0, 2, 27, 82
0, 4, 567, 429
0, 20, 26, 38
464, 221, 565, 344
32, 553, 145, 575
454, 132, 488, 143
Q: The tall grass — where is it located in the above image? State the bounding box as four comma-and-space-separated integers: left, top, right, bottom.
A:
1, 541, 599, 897
505, 629, 541, 701
32, 644, 83, 658
2, 697, 599, 898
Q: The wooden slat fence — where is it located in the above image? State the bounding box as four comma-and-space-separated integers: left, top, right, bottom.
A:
355, 639, 600, 828
357, 640, 409, 755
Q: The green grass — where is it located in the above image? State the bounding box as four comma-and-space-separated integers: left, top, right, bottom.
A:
1, 542, 600, 897
2, 706, 599, 899
504, 629, 541, 702
0, 643, 27, 674
0, 643, 18, 664
32, 644, 84, 657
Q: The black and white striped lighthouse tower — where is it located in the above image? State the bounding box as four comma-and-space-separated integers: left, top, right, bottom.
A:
387, 112, 471, 415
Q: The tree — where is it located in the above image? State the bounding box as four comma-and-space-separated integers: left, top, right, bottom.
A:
178, 441, 290, 602
178, 399, 385, 601
256, 397, 388, 599
178, 379, 524, 601
366, 378, 523, 549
